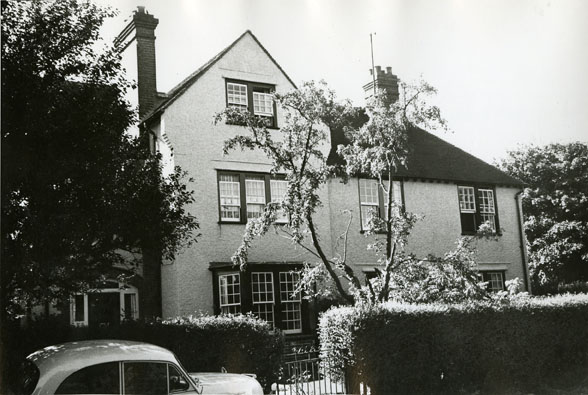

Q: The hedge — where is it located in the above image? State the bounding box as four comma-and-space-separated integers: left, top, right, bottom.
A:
6, 313, 283, 391
319, 294, 588, 394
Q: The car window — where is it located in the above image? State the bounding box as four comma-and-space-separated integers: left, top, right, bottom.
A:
55, 362, 119, 394
123, 362, 167, 395
168, 364, 190, 393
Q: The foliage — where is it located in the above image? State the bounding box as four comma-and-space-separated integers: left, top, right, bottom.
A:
497, 143, 588, 293
1, 0, 199, 318
320, 294, 588, 394
366, 236, 493, 305
5, 313, 283, 392
216, 80, 481, 306
217, 81, 361, 303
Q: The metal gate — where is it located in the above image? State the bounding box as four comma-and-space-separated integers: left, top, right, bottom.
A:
273, 349, 347, 395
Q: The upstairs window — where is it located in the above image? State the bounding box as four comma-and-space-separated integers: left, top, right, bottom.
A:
225, 79, 276, 127
227, 82, 248, 110
270, 179, 288, 223
458, 185, 499, 234
358, 179, 403, 231
218, 171, 287, 224
478, 189, 496, 232
245, 176, 266, 219
219, 174, 241, 222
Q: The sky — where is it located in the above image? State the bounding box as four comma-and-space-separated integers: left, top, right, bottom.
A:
96, 0, 588, 164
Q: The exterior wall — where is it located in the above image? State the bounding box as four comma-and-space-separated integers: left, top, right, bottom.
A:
327, 178, 527, 286
158, 33, 332, 318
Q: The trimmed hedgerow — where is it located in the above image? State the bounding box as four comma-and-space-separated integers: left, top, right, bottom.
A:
6, 313, 283, 391
319, 294, 588, 394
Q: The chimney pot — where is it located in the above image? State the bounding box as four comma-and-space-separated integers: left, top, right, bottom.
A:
375, 65, 382, 74
137, 6, 145, 13
386, 66, 392, 73
369, 69, 373, 75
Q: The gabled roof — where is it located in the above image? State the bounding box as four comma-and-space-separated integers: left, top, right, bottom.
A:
328, 119, 524, 187
142, 30, 296, 123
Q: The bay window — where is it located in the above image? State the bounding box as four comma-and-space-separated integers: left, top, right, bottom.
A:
212, 265, 306, 334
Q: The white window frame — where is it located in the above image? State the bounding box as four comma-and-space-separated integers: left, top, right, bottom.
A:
270, 179, 288, 224
227, 82, 248, 109
69, 284, 139, 327
219, 174, 241, 222
359, 179, 380, 230
478, 188, 496, 231
219, 273, 241, 315
359, 179, 402, 231
245, 176, 266, 219
253, 92, 274, 116
279, 272, 302, 334
458, 186, 476, 213
251, 272, 275, 328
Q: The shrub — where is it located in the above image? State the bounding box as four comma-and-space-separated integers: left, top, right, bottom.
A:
319, 294, 588, 394
6, 313, 283, 391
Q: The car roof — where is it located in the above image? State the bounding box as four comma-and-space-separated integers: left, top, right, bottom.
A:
28, 340, 179, 393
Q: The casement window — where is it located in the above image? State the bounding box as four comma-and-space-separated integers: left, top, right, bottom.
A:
225, 79, 276, 127
480, 271, 505, 292
358, 179, 403, 230
251, 272, 275, 328
227, 82, 248, 110
213, 266, 306, 334
69, 283, 139, 327
478, 189, 497, 231
458, 186, 499, 234
219, 273, 241, 314
218, 171, 288, 224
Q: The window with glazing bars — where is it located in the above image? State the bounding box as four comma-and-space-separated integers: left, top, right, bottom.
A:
478, 189, 496, 231
219, 174, 241, 222
359, 179, 402, 230
279, 272, 301, 333
219, 273, 241, 314
251, 272, 274, 328
227, 82, 248, 109
270, 179, 288, 223
245, 176, 266, 219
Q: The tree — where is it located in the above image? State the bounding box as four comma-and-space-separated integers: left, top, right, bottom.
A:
1, 0, 199, 319
498, 143, 588, 293
217, 80, 491, 304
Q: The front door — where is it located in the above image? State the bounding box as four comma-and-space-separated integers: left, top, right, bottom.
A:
88, 293, 120, 329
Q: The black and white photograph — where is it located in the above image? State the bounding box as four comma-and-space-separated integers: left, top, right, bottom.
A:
2, 0, 587, 394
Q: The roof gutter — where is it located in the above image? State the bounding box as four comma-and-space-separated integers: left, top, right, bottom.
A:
515, 190, 531, 293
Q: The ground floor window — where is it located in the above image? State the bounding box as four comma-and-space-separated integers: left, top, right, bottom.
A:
480, 271, 505, 292
70, 281, 139, 327
212, 264, 306, 334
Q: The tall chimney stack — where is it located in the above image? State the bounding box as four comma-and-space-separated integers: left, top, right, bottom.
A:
115, 6, 159, 119
362, 65, 399, 107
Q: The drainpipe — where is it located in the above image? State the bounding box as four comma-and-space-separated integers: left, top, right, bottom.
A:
515, 190, 531, 293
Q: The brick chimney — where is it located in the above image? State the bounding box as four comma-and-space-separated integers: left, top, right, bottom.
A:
362, 66, 399, 107
115, 6, 159, 118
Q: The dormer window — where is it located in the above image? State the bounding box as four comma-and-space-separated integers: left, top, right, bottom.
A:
225, 79, 276, 127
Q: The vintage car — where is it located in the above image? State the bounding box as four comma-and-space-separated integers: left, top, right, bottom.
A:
20, 340, 263, 395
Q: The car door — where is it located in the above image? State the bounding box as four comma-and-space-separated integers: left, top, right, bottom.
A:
122, 361, 200, 395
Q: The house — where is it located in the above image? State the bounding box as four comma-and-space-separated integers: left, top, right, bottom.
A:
72, 7, 529, 332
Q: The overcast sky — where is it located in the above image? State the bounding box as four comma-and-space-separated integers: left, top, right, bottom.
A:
96, 0, 588, 164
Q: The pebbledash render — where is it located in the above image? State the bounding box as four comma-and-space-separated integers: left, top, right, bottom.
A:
82, 7, 528, 334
